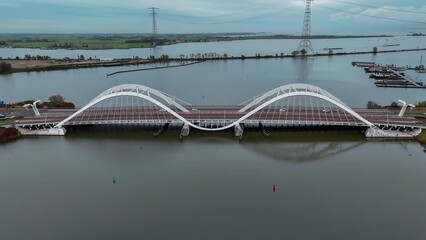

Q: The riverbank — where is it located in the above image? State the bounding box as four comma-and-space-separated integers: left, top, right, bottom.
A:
2, 47, 426, 75
416, 131, 426, 144
0, 33, 393, 50
0, 127, 21, 143
7, 59, 154, 73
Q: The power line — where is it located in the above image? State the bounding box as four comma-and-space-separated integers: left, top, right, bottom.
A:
159, 10, 286, 25
317, 5, 426, 25
336, 0, 426, 15
157, 4, 289, 24
148, 7, 159, 47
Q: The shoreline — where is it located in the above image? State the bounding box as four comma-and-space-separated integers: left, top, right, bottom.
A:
0, 127, 21, 143
1, 47, 426, 74
415, 131, 426, 144
0, 34, 395, 50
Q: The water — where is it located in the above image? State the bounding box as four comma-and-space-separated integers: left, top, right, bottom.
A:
0, 50, 424, 108
1, 39, 426, 239
0, 36, 424, 59
1, 130, 426, 240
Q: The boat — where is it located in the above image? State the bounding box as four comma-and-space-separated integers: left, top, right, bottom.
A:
382, 44, 400, 47
370, 73, 403, 80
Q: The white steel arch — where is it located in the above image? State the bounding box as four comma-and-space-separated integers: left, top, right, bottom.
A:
237, 84, 374, 127
92, 84, 191, 113
55, 83, 375, 130
55, 84, 191, 128
239, 84, 345, 112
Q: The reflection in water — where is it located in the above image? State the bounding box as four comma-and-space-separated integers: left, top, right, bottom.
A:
295, 57, 314, 83
241, 131, 366, 162
150, 47, 161, 59
66, 126, 373, 162
243, 141, 365, 162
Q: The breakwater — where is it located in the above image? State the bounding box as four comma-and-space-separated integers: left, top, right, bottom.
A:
3, 47, 426, 75
0, 127, 21, 143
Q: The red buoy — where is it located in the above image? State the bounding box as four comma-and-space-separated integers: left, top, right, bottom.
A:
272, 184, 276, 192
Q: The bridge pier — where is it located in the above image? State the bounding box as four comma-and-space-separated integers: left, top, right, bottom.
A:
234, 123, 244, 139
153, 123, 170, 136
17, 127, 67, 136
259, 123, 270, 137
365, 127, 422, 138
180, 123, 190, 138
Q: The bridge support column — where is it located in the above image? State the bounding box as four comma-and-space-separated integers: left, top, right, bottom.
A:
180, 123, 190, 138
153, 123, 170, 136
234, 123, 244, 139
259, 122, 270, 137
365, 127, 421, 138
17, 127, 67, 136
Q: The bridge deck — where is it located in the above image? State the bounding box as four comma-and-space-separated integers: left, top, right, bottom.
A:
11, 106, 423, 128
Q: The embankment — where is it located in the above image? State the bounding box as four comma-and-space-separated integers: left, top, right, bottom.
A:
0, 127, 21, 143
415, 130, 426, 144
3, 47, 426, 75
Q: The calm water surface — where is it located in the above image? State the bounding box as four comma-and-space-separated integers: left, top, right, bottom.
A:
0, 51, 425, 107
0, 36, 424, 59
1, 130, 426, 240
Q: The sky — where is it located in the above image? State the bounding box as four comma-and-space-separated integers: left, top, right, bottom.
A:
0, 0, 425, 34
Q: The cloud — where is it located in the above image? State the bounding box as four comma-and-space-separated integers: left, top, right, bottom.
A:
329, 4, 426, 24
1, 0, 425, 33
0, 1, 20, 7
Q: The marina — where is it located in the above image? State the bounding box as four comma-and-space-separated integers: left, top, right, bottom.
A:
354, 61, 425, 89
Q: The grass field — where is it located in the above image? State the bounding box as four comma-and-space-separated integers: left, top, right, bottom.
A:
0, 33, 392, 50
0, 33, 225, 50
0, 34, 153, 50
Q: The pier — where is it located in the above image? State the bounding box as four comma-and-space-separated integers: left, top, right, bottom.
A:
355, 62, 425, 89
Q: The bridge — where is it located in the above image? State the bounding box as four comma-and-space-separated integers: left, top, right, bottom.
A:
13, 84, 423, 138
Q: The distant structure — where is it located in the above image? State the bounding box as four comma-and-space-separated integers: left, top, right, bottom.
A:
296, 0, 315, 55
148, 7, 159, 47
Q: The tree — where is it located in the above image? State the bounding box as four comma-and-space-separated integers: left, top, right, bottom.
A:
0, 61, 12, 74
417, 101, 426, 107
160, 55, 169, 60
48, 95, 65, 105
367, 101, 381, 109
45, 95, 74, 109
390, 102, 399, 108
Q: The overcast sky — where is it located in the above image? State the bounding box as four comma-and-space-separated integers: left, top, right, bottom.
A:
0, 0, 425, 34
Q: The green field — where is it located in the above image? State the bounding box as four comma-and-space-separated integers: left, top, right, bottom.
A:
0, 34, 154, 50
0, 33, 227, 50
0, 33, 392, 50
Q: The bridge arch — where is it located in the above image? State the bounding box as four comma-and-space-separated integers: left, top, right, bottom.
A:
55, 84, 192, 128
237, 84, 374, 127
55, 83, 374, 130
